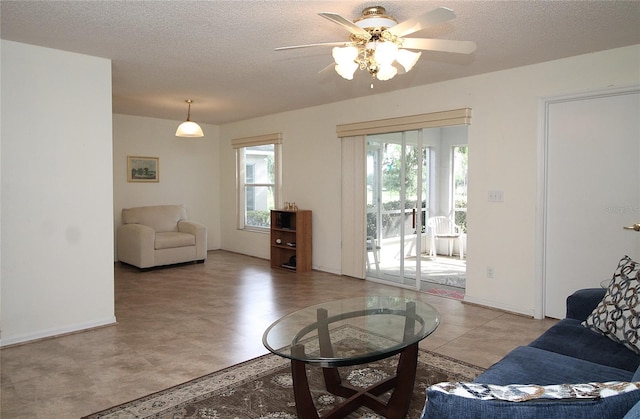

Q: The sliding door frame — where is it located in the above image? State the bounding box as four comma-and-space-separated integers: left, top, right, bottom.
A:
339, 109, 471, 279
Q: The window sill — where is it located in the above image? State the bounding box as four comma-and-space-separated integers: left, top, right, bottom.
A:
241, 226, 270, 234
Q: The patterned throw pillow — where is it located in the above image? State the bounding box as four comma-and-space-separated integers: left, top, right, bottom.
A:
583, 256, 640, 354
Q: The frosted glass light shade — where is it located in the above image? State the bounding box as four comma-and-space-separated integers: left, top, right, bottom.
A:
332, 46, 359, 79
376, 64, 397, 81
332, 46, 358, 65
175, 121, 204, 137
396, 49, 422, 72
335, 61, 359, 80
374, 42, 398, 65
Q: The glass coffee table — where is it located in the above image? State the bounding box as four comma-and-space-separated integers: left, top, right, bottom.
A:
262, 296, 440, 419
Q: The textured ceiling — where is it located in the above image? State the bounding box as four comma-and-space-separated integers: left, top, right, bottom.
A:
2, 1, 639, 125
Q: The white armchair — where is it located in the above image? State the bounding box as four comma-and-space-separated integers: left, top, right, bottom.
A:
117, 205, 207, 269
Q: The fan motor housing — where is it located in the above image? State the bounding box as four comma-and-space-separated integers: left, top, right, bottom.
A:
354, 6, 398, 35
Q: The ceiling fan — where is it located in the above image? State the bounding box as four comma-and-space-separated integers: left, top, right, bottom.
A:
276, 6, 476, 83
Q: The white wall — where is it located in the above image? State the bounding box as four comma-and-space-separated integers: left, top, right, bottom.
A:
112, 114, 221, 252
1, 41, 115, 345
218, 45, 640, 316
220, 110, 346, 273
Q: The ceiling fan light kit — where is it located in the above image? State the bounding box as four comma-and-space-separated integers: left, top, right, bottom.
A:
277, 6, 476, 85
175, 99, 204, 138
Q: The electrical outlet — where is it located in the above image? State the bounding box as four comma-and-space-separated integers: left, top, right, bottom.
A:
486, 266, 494, 278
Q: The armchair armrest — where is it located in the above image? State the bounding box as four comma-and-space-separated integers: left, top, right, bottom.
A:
565, 287, 606, 321
117, 223, 156, 268
178, 220, 207, 260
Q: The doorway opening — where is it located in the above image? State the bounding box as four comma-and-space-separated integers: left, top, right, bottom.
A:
365, 126, 467, 298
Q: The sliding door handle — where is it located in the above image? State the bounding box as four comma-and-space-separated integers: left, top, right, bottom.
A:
623, 223, 640, 231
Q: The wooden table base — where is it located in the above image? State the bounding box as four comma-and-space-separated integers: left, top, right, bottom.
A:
290, 342, 419, 419
289, 303, 421, 418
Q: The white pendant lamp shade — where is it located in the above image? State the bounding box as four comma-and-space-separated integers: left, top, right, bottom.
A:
175, 99, 204, 137
175, 120, 204, 137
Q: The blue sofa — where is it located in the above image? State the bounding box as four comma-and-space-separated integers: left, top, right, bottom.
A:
422, 288, 640, 418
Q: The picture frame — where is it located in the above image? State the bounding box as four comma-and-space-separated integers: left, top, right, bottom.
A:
127, 156, 159, 182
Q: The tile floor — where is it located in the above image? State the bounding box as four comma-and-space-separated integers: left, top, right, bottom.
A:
1, 250, 557, 418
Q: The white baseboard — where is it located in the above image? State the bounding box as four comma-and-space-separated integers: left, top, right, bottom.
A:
0, 316, 117, 347
463, 295, 534, 317
313, 264, 342, 276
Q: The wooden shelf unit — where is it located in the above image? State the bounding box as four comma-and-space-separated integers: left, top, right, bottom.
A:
270, 209, 312, 272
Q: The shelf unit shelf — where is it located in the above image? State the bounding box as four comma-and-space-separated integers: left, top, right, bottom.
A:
270, 209, 312, 272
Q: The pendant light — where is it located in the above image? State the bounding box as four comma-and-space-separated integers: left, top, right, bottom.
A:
175, 99, 204, 137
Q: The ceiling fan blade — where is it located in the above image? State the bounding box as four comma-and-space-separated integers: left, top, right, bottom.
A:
401, 38, 477, 54
275, 42, 350, 51
318, 12, 371, 40
388, 7, 456, 38
319, 63, 335, 75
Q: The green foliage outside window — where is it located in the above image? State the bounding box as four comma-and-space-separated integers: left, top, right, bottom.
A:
246, 210, 270, 228
453, 146, 468, 233
367, 199, 426, 239
381, 146, 424, 199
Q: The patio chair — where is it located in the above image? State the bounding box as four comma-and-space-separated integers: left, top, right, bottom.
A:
366, 236, 381, 275
427, 216, 464, 259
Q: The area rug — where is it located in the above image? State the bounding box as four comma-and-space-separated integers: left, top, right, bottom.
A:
423, 287, 465, 301
83, 328, 484, 419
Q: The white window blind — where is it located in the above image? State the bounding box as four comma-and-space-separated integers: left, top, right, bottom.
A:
341, 136, 366, 278
336, 108, 471, 137
232, 133, 283, 149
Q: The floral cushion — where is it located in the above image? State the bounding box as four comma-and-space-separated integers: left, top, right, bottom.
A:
583, 256, 640, 355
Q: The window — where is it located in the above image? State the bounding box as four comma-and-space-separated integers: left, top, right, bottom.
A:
233, 133, 282, 230
245, 164, 256, 211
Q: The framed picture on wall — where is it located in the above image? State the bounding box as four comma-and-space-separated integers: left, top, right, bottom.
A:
127, 156, 159, 182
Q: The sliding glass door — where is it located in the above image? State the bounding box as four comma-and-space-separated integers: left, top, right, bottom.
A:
366, 130, 426, 288
365, 126, 468, 295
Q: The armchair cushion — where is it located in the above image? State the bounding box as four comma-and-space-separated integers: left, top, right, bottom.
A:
155, 232, 196, 250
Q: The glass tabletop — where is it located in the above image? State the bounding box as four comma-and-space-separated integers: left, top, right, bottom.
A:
262, 296, 440, 367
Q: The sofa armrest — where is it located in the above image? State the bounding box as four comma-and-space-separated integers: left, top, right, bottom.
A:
566, 288, 606, 321
117, 223, 156, 268
178, 220, 207, 260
